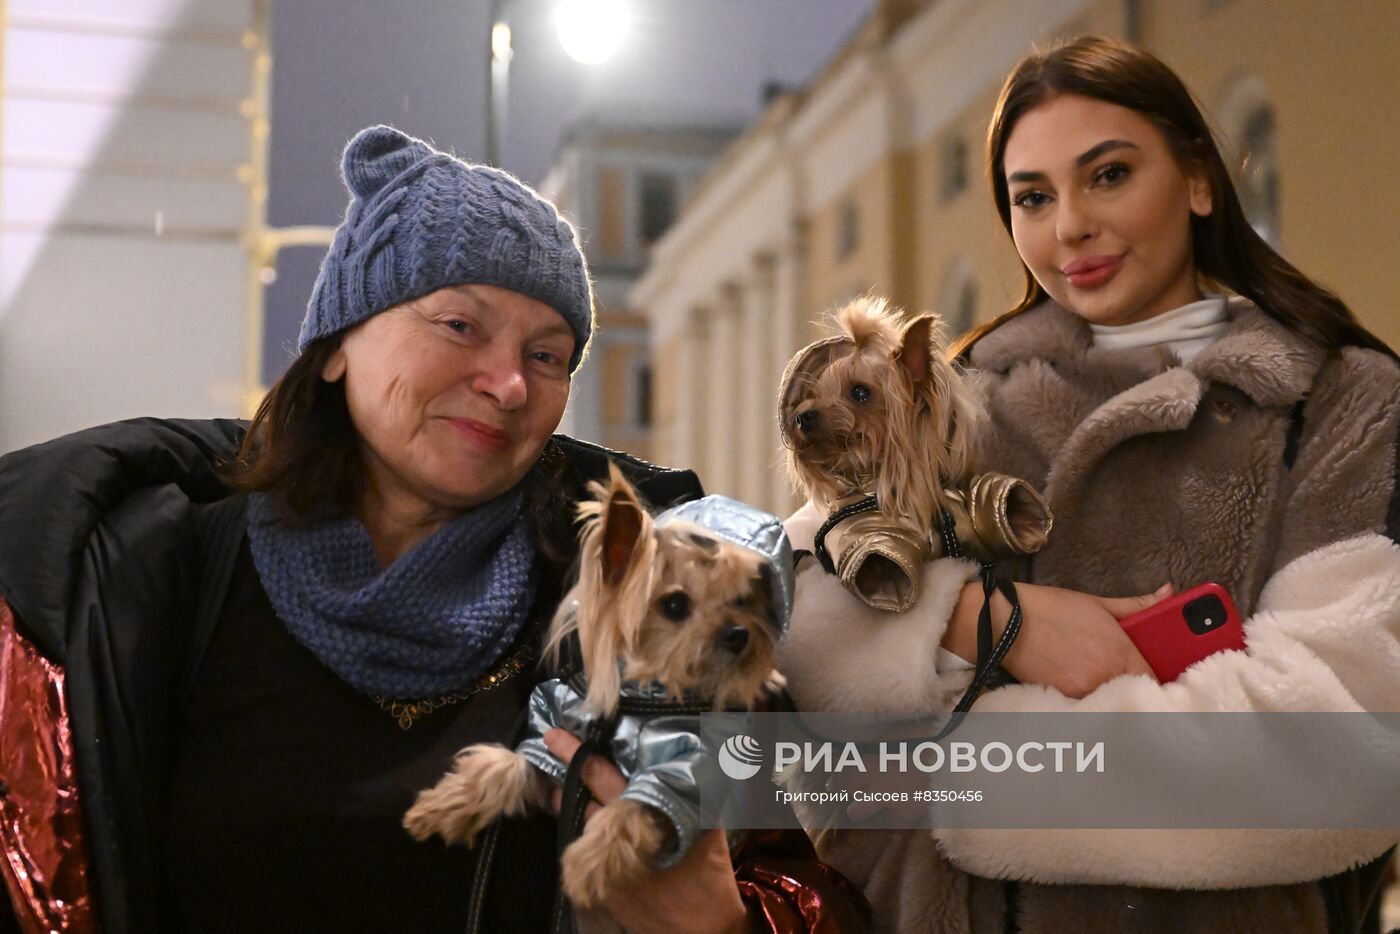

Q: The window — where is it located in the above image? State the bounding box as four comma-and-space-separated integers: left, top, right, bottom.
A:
836, 198, 859, 260
634, 363, 652, 427
955, 279, 977, 333
638, 173, 678, 246
1239, 105, 1280, 246
1124, 0, 1143, 41
940, 135, 969, 201
598, 167, 626, 257
939, 256, 977, 335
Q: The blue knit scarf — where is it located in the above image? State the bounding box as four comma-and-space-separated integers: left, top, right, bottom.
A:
246, 489, 536, 699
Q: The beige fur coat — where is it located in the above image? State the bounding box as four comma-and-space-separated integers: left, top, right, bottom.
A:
779, 300, 1400, 933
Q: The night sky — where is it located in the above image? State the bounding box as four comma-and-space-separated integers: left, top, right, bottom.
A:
261, 0, 874, 381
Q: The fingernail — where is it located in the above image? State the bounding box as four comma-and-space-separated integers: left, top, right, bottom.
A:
1155, 583, 1174, 598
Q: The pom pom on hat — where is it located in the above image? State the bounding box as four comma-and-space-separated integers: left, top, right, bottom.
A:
340, 125, 436, 200
300, 124, 594, 372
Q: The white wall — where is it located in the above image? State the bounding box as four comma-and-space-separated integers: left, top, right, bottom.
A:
0, 0, 256, 453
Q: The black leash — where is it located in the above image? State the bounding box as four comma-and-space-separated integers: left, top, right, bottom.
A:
804, 501, 1026, 739
548, 689, 717, 933
960, 564, 1023, 710
555, 715, 618, 853
811, 493, 880, 573
551, 711, 619, 934
930, 508, 1023, 738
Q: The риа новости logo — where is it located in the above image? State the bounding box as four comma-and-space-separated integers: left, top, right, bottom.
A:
718, 734, 764, 780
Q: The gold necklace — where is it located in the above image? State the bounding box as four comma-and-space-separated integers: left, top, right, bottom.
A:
372, 644, 534, 730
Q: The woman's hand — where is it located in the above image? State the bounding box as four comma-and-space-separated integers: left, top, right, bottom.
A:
543, 729, 753, 934
943, 580, 1170, 697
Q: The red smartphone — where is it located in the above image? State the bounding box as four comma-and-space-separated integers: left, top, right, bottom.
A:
1117, 582, 1245, 682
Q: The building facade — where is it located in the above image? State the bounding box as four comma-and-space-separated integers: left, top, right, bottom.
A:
630, 0, 1400, 514
540, 118, 738, 460
0, 0, 269, 454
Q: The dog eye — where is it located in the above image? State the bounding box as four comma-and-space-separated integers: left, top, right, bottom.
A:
849, 384, 872, 405
687, 532, 718, 551
659, 591, 691, 621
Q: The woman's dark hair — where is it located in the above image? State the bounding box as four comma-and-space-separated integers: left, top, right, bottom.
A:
223, 339, 362, 517
223, 337, 576, 561
950, 35, 1394, 361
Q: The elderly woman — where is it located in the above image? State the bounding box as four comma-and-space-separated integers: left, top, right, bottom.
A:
0, 126, 868, 934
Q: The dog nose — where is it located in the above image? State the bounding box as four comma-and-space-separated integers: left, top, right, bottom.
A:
720, 625, 749, 654
795, 409, 820, 433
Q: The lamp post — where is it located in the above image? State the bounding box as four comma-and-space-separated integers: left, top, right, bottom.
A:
484, 0, 629, 168
486, 0, 512, 167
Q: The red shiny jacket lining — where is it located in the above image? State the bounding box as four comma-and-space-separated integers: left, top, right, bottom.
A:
0, 598, 93, 934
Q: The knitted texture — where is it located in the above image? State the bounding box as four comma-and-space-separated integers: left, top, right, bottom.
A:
300, 124, 594, 371
245, 489, 536, 699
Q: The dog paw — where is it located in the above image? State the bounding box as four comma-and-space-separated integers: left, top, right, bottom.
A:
560, 799, 669, 909
403, 744, 535, 846
403, 783, 492, 847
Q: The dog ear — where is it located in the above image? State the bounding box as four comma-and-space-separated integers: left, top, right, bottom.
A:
579, 613, 624, 716
569, 462, 656, 717
600, 462, 646, 587
897, 314, 935, 386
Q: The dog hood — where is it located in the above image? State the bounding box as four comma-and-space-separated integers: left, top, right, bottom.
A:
777, 335, 850, 444
655, 496, 794, 637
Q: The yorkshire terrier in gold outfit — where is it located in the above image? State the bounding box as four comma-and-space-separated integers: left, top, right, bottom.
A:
780, 295, 1052, 611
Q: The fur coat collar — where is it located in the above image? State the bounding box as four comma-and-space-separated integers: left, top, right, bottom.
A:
969, 300, 1325, 491
970, 298, 1325, 406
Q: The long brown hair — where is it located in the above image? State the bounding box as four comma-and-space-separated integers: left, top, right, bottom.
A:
950, 35, 1394, 361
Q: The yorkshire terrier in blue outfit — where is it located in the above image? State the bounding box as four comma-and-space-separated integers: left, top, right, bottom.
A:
405, 465, 791, 911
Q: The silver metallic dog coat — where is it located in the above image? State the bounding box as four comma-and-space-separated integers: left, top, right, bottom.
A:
516, 494, 793, 866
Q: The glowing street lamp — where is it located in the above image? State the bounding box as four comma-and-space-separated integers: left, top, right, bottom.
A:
555, 0, 629, 65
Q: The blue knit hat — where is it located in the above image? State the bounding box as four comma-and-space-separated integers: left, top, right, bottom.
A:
300, 125, 594, 371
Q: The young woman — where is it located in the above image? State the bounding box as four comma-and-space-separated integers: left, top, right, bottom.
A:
779, 35, 1398, 933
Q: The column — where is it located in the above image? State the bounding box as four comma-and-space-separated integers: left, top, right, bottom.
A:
769, 224, 809, 512
663, 308, 699, 470
684, 305, 711, 480
738, 256, 778, 511
705, 293, 740, 497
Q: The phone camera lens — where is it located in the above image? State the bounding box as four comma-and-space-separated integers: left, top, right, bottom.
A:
1184, 594, 1227, 636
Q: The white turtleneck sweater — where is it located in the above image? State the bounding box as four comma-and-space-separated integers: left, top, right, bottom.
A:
1088, 294, 1229, 363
